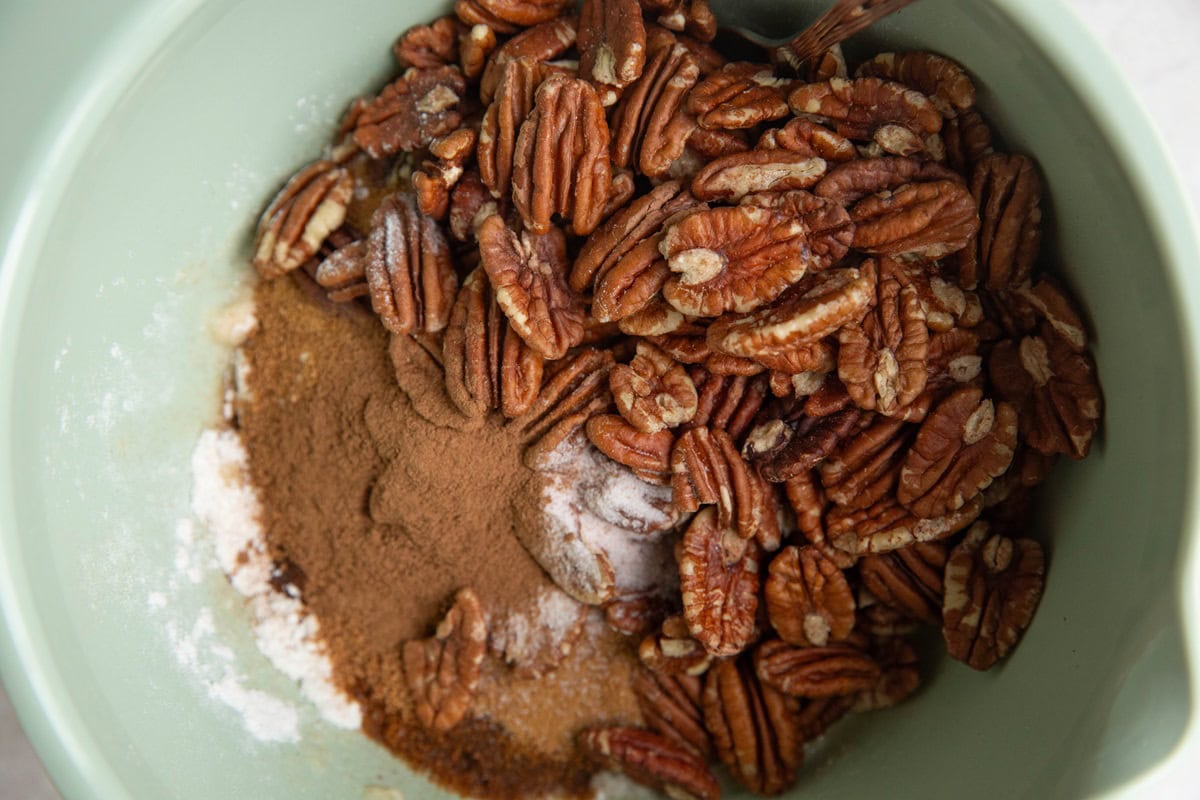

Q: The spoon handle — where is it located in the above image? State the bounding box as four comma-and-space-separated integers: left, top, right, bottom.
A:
772, 0, 921, 70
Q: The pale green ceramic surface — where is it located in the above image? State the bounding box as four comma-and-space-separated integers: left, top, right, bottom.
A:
1, 0, 1199, 798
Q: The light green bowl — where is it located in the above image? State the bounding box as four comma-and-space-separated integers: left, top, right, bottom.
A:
2, 0, 1199, 797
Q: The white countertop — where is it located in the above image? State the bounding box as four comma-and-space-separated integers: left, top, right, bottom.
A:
1, 0, 1197, 797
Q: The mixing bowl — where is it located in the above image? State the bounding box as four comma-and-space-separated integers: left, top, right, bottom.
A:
2, 0, 1199, 797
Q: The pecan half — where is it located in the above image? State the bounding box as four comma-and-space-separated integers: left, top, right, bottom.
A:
745, 406, 861, 484
856, 592, 921, 637
959, 153, 1042, 290
477, 214, 585, 358
640, 614, 716, 676
459, 23, 498, 80
687, 370, 769, 445
642, 0, 717, 43
859, 542, 946, 625
838, 258, 930, 416
758, 118, 856, 162
855, 52, 975, 117
813, 155, 961, 206
943, 522, 1045, 670
897, 386, 1018, 517
455, 0, 521, 34
788, 77, 943, 141
754, 639, 881, 699
480, 16, 577, 103
478, 59, 548, 201
672, 427, 766, 539
469, 0, 574, 29
707, 263, 873, 363
827, 493, 983, 555
852, 634, 921, 711
989, 326, 1101, 459
354, 66, 466, 158
365, 193, 458, 335
314, 237, 368, 301
765, 545, 855, 647
587, 413, 675, 484
402, 587, 487, 732
943, 108, 994, 176
394, 17, 461, 69
783, 469, 856, 569
849, 179, 979, 258
611, 44, 702, 176
660, 204, 813, 317
510, 348, 614, 467
819, 413, 913, 510
512, 74, 612, 236
413, 127, 477, 219
448, 169, 498, 242
606, 594, 674, 638
703, 658, 802, 796
253, 161, 354, 279
741, 189, 856, 269
796, 696, 852, 742
634, 670, 713, 759
612, 341, 699, 432
679, 507, 761, 657
578, 0, 646, 104
443, 267, 544, 419
690, 151, 828, 202
686, 61, 792, 129
581, 727, 720, 800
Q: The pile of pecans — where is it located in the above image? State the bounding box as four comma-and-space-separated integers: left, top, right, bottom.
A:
250, 0, 1103, 796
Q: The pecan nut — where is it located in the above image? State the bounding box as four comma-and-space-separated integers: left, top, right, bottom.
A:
478, 59, 549, 200
819, 413, 913, 510
687, 370, 769, 445
686, 61, 792, 129
672, 427, 768, 539
443, 267, 544, 419
480, 16, 577, 103
365, 193, 458, 335
788, 77, 943, 141
455, 0, 521, 34
639, 614, 716, 675
512, 74, 613, 236
897, 386, 1018, 517
855, 52, 976, 117
795, 696, 853, 743
354, 66, 466, 158
642, 0, 717, 43
827, 493, 983, 556
690, 151, 828, 202
402, 587, 488, 732
467, 0, 574, 29
850, 179, 979, 259
581, 727, 720, 800
765, 545, 856, 647
943, 108, 994, 176
612, 341, 699, 432
314, 237, 368, 302
678, 507, 761, 657
478, 214, 585, 358
813, 155, 962, 207
958, 153, 1042, 290
754, 639, 881, 699
611, 44, 702, 176
851, 634, 921, 711
587, 413, 675, 484
758, 118, 856, 162
578, 0, 647, 104
459, 23, 498, 80
703, 657, 802, 795
943, 522, 1045, 670
393, 16, 461, 69
413, 127, 477, 219
783, 470, 857, 570
744, 406, 861, 484
634, 670, 713, 759
606, 593, 674, 638
858, 541, 946, 625
253, 161, 354, 279
510, 349, 614, 467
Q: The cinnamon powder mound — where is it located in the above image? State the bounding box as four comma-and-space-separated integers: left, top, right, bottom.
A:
238, 275, 642, 798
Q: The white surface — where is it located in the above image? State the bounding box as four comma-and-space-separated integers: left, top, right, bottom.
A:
1, 0, 1199, 797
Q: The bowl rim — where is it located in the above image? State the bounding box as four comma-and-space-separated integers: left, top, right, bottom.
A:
1, 0, 1199, 798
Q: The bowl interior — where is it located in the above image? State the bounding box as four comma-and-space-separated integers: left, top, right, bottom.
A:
0, 0, 1194, 797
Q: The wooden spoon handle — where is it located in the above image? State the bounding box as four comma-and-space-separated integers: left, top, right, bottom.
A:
772, 0, 921, 70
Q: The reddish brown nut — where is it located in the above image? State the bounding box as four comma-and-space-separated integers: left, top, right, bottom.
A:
512, 74, 612, 236
606, 594, 674, 638
813, 156, 962, 206
703, 657, 802, 796
480, 16, 577, 103
509, 349, 615, 468
943, 522, 1045, 670
690, 151, 828, 202
850, 179, 979, 259
745, 406, 862, 484
679, 507, 761, 657
788, 77, 943, 141
477, 214, 584, 359
686, 61, 792, 129
958, 153, 1043, 291
253, 161, 354, 279
784, 470, 856, 570
688, 125, 752, 159
639, 614, 716, 676
754, 639, 881, 699
634, 670, 713, 759
859, 542, 946, 626
393, 16, 461, 69
707, 263, 873, 363
587, 413, 676, 484
443, 267, 544, 419
758, 118, 856, 162
819, 413, 914, 510
478, 59, 548, 201
897, 386, 1018, 518
687, 370, 769, 445
581, 727, 720, 800
402, 588, 487, 732
314, 237, 368, 301
672, 427, 769, 540
610, 44, 702, 176
447, 169, 499, 242
642, 0, 718, 43
413, 127, 477, 219
852, 634, 921, 711
459, 23, 498, 80
855, 52, 975, 117
612, 341, 699, 433
765, 545, 856, 647
796, 696, 853, 742
578, 0, 646, 105
455, 0, 521, 34
856, 592, 921, 638
468, 0, 574, 29
943, 108, 994, 176
838, 259, 930, 417
364, 193, 457, 335
827, 493, 983, 556
353, 66, 466, 158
